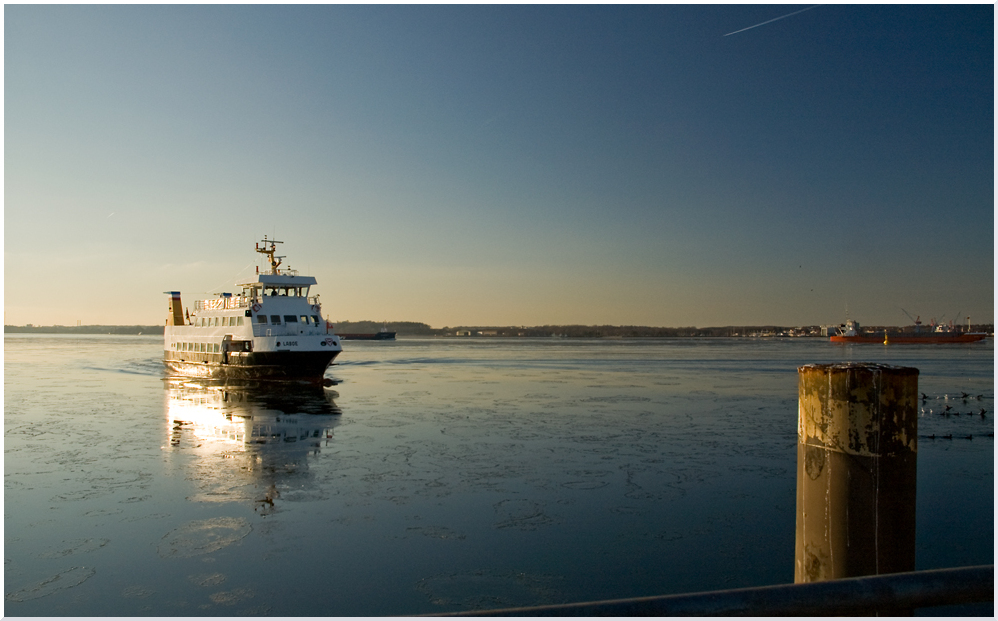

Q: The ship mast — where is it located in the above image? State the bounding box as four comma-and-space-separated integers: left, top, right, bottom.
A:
255, 236, 284, 275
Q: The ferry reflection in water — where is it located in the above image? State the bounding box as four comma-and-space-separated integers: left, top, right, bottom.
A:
164, 379, 342, 509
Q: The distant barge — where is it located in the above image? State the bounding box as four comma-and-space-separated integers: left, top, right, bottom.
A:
338, 331, 397, 341
329, 323, 396, 341
829, 319, 987, 344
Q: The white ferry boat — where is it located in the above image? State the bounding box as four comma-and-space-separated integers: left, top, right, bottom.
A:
163, 237, 342, 380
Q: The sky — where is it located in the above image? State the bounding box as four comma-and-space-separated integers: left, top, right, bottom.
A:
5, 4, 994, 328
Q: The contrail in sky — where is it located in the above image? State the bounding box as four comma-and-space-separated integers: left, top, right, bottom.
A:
723, 5, 821, 37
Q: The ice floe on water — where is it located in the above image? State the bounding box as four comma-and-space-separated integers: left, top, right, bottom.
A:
6, 566, 96, 602
157, 517, 252, 559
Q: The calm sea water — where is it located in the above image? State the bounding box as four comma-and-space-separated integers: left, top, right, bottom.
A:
4, 335, 993, 616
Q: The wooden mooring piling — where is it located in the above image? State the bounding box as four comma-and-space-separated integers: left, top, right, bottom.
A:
795, 362, 919, 582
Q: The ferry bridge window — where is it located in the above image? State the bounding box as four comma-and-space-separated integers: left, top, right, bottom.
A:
237, 317, 244, 326
214, 343, 220, 353
300, 315, 308, 324
257, 315, 268, 324
270, 315, 281, 324
284, 315, 298, 323
311, 315, 319, 325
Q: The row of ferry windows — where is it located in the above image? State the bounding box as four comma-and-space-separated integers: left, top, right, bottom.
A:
257, 314, 321, 326
174, 342, 221, 353
195, 316, 243, 327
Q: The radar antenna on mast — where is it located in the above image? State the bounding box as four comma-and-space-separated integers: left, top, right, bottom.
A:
255, 235, 285, 275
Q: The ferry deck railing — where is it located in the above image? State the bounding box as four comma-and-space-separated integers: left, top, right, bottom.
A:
193, 294, 321, 311
194, 297, 249, 311
431, 565, 993, 617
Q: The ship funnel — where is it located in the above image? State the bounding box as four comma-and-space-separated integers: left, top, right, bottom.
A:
164, 291, 185, 326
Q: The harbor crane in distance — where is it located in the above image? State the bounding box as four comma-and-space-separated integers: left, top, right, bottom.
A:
900, 308, 922, 332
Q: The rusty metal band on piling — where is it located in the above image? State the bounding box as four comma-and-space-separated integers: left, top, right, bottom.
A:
430, 565, 993, 616
796, 363, 919, 583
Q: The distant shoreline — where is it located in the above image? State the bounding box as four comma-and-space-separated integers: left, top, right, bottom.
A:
6, 323, 993, 338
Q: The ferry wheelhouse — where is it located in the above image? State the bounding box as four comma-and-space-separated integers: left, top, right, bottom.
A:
163, 237, 342, 380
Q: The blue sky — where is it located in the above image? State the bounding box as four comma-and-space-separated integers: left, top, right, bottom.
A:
5, 5, 993, 327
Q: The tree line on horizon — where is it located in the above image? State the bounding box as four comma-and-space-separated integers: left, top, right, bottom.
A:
6, 321, 994, 337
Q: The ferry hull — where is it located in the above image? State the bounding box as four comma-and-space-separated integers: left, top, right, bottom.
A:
830, 334, 987, 344
164, 350, 339, 381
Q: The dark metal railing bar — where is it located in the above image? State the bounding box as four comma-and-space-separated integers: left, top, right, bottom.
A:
428, 565, 993, 617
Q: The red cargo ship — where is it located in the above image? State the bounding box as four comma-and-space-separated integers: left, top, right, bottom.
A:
829, 319, 988, 344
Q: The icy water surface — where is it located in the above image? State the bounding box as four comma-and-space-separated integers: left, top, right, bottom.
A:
4, 335, 993, 615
